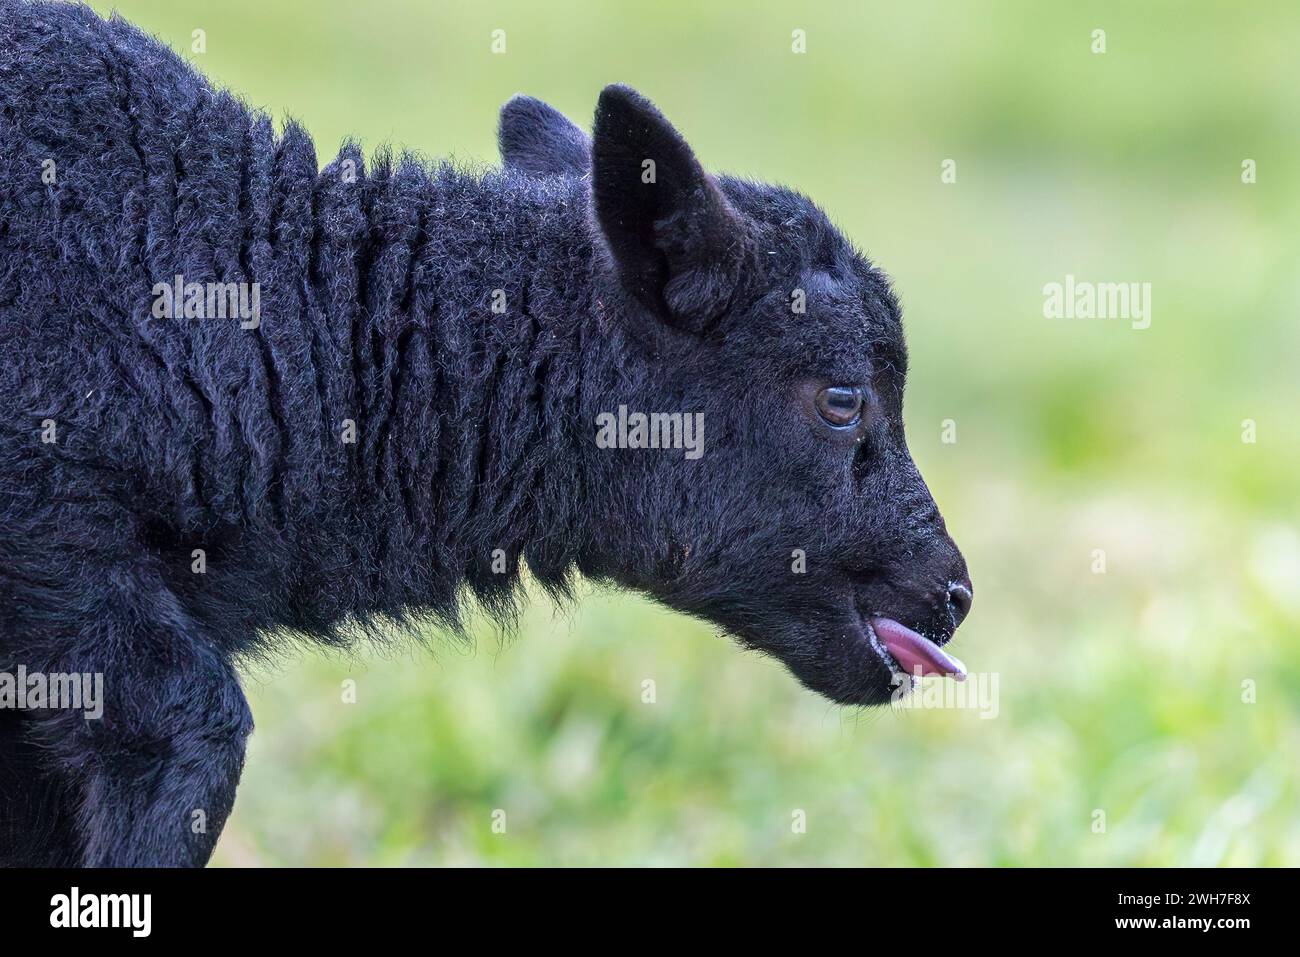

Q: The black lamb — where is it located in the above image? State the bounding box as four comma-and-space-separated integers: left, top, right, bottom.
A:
0, 0, 972, 866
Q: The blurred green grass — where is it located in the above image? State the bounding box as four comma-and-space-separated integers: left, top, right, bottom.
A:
88, 0, 1300, 865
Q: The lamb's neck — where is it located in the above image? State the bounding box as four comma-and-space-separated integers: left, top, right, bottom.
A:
317, 161, 598, 607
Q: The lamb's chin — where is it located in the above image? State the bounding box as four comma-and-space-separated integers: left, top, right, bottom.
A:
739, 619, 904, 707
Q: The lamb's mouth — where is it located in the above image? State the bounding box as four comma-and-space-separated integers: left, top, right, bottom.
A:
860, 615, 967, 683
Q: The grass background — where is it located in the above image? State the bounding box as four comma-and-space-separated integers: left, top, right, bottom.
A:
84, 0, 1300, 866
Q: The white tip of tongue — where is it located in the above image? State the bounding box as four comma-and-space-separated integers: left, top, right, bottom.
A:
944, 653, 968, 681
871, 617, 967, 681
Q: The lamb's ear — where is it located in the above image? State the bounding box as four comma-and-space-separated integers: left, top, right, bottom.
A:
591, 84, 748, 332
499, 94, 591, 177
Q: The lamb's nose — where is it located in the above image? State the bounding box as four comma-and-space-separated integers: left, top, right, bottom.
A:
947, 583, 973, 627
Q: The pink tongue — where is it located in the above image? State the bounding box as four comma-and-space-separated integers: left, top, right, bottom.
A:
872, 618, 967, 681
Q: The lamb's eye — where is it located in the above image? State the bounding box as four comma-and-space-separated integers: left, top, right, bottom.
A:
814, 386, 865, 428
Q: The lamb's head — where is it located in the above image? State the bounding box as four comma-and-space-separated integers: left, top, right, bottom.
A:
502, 86, 973, 706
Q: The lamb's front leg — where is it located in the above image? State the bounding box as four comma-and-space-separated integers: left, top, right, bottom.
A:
0, 708, 83, 866
32, 571, 254, 867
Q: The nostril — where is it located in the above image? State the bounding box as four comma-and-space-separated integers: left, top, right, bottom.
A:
947, 583, 973, 627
